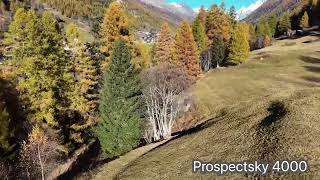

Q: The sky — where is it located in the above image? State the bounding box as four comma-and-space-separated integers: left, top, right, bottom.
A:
164, 0, 257, 10
164, 0, 265, 19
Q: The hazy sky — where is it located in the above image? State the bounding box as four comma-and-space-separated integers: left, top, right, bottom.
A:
164, 0, 257, 10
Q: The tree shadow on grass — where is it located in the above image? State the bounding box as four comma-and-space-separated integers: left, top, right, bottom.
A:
256, 101, 287, 161
300, 55, 320, 64
302, 76, 320, 83
300, 55, 320, 84
304, 66, 320, 73
58, 140, 117, 180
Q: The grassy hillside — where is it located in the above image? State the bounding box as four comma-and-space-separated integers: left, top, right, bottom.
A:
116, 36, 320, 179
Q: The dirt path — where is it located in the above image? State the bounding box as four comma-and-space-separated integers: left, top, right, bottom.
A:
92, 138, 173, 180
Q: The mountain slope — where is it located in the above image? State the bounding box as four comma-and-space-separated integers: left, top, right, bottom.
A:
116, 36, 320, 179
124, 0, 195, 31
237, 0, 266, 20
244, 0, 308, 23
139, 0, 196, 21
0, 0, 195, 43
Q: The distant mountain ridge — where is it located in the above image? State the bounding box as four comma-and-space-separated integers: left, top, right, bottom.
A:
139, 0, 196, 21
237, 0, 267, 20
244, 0, 308, 23
122, 0, 196, 32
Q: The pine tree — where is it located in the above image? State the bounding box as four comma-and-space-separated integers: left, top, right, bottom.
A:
100, 2, 133, 69
255, 19, 272, 47
206, 4, 231, 45
256, 18, 271, 37
268, 15, 277, 37
229, 5, 236, 20
229, 5, 237, 26
300, 11, 309, 29
278, 12, 291, 34
211, 36, 225, 67
153, 23, 173, 64
228, 24, 250, 64
192, 17, 207, 52
174, 21, 200, 79
96, 41, 142, 158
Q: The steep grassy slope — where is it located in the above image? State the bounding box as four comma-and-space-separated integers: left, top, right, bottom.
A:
116, 36, 320, 179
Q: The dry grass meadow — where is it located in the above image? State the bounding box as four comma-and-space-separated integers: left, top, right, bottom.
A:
91, 35, 320, 180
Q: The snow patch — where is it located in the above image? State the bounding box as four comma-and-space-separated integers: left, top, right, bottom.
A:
236, 0, 266, 20
170, 2, 183, 8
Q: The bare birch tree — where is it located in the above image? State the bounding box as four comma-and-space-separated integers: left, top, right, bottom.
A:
20, 126, 60, 180
141, 63, 191, 142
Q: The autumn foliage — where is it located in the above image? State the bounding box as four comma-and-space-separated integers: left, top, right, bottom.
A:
173, 21, 201, 79
206, 4, 231, 45
100, 2, 134, 69
154, 23, 173, 64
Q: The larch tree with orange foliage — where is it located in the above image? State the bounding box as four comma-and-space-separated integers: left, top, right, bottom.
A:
206, 4, 231, 45
197, 6, 207, 27
173, 21, 201, 79
100, 2, 134, 69
154, 23, 173, 64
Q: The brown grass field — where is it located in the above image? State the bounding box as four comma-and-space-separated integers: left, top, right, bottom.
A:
111, 36, 320, 180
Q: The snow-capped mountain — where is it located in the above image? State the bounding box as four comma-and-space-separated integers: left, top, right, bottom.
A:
237, 0, 267, 20
139, 0, 196, 21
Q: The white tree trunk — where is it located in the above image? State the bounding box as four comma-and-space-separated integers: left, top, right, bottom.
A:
144, 87, 182, 142
37, 144, 45, 180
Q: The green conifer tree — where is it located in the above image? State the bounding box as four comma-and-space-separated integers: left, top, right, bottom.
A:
229, 5, 237, 26
211, 36, 225, 67
278, 12, 291, 34
96, 41, 142, 158
256, 18, 271, 37
268, 15, 277, 37
192, 17, 207, 52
